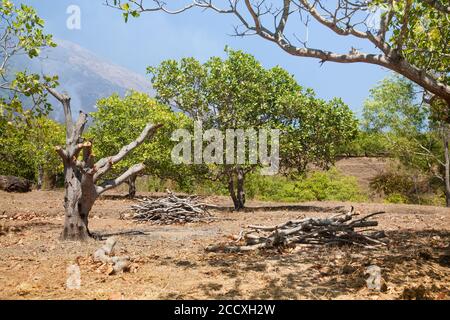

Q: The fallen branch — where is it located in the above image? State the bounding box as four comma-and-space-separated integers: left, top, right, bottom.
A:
93, 237, 130, 274
206, 207, 387, 252
127, 190, 216, 224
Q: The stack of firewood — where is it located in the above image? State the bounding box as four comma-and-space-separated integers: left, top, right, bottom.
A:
206, 208, 387, 252
128, 191, 214, 224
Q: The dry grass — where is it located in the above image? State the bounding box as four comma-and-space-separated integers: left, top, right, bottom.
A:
0, 190, 449, 300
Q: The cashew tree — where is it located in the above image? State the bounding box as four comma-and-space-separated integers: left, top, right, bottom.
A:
47, 87, 161, 240
107, 0, 450, 206
89, 91, 195, 198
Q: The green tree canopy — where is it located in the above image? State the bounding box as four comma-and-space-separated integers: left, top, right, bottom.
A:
89, 91, 197, 195
149, 48, 358, 209
0, 0, 58, 122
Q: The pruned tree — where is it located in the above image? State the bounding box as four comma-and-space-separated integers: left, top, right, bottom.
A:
47, 87, 162, 240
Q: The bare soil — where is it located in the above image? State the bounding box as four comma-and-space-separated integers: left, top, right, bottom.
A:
0, 190, 449, 300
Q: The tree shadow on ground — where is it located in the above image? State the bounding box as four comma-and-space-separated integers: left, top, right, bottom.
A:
198, 229, 450, 299
99, 193, 347, 214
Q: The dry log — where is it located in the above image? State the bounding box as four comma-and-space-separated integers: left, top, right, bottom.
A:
0, 176, 32, 193
93, 237, 130, 274
127, 190, 215, 224
206, 207, 387, 252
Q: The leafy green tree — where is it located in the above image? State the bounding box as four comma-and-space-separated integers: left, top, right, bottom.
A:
150, 48, 358, 209
89, 91, 196, 197
0, 1, 62, 186
0, 116, 65, 184
338, 131, 390, 157
276, 93, 358, 174
361, 75, 447, 204
149, 49, 301, 210
362, 76, 428, 134
0, 0, 58, 122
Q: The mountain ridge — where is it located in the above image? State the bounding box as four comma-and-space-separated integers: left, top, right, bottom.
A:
16, 39, 153, 121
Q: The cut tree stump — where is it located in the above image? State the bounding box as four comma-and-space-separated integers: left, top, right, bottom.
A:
0, 176, 32, 193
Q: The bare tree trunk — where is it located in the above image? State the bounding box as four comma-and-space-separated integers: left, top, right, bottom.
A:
37, 165, 43, 190
61, 163, 96, 240
236, 167, 246, 210
227, 173, 239, 210
444, 124, 450, 207
227, 169, 246, 211
127, 175, 137, 198
47, 88, 162, 241
43, 171, 57, 190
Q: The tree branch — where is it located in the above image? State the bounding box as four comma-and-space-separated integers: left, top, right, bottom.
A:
46, 87, 73, 136
396, 0, 412, 52
55, 146, 67, 160
96, 163, 145, 195
93, 123, 163, 181
71, 111, 88, 143
105, 0, 450, 102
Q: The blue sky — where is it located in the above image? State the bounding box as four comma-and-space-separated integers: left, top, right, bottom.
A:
19, 0, 390, 115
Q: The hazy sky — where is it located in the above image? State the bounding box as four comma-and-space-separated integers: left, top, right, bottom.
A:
18, 0, 390, 115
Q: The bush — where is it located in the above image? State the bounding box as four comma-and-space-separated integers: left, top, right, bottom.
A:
294, 168, 367, 202
370, 170, 444, 205
245, 168, 366, 202
384, 193, 408, 204
245, 174, 299, 202
338, 131, 389, 157
370, 171, 414, 196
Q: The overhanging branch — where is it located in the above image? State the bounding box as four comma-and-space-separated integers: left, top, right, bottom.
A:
104, 0, 450, 102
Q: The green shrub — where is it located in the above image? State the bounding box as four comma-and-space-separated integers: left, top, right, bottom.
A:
131, 168, 367, 203
246, 168, 366, 202
338, 131, 389, 157
384, 193, 408, 204
246, 174, 299, 202
370, 171, 414, 196
294, 168, 367, 202
370, 170, 445, 205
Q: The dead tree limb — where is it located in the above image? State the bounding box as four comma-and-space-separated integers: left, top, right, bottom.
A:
127, 190, 215, 224
206, 208, 387, 252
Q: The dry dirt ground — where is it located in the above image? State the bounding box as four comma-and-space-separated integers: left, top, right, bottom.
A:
0, 190, 449, 300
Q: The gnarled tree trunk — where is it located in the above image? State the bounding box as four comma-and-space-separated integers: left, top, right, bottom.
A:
227, 168, 246, 211
127, 175, 137, 198
47, 88, 162, 241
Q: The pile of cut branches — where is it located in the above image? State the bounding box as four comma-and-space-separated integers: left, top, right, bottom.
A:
128, 191, 214, 224
206, 208, 387, 252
